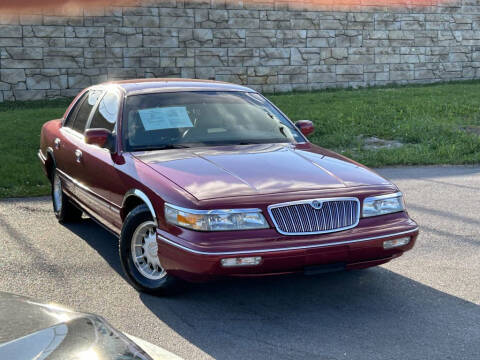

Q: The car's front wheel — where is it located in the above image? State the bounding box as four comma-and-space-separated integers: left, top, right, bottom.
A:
51, 168, 83, 223
119, 205, 180, 295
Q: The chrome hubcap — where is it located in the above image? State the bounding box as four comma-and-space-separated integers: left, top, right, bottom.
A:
131, 221, 166, 280
53, 173, 62, 212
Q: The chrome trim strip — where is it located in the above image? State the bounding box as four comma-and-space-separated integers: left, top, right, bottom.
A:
55, 168, 73, 183
165, 203, 263, 215
267, 197, 361, 236
263, 96, 309, 143
37, 149, 46, 164
127, 88, 256, 97
56, 169, 121, 212
69, 196, 121, 237
122, 189, 158, 226
157, 227, 419, 256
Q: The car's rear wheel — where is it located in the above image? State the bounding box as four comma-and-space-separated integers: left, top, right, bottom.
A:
51, 168, 83, 223
119, 205, 181, 295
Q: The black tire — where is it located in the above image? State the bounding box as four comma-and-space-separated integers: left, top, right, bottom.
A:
119, 204, 181, 295
51, 168, 83, 223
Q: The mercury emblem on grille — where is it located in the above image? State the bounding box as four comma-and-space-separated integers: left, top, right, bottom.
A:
310, 200, 323, 210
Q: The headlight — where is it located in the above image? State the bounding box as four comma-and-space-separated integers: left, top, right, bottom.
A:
362, 192, 405, 217
164, 203, 269, 231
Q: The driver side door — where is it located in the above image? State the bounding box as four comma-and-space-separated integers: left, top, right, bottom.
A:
73, 89, 126, 233
55, 88, 103, 203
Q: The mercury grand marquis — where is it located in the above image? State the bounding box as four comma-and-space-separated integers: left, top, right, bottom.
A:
38, 79, 419, 294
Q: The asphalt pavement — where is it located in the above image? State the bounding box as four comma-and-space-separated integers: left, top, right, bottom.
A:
0, 166, 479, 360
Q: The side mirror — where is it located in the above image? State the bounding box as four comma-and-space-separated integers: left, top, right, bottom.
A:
295, 120, 314, 137
85, 128, 115, 152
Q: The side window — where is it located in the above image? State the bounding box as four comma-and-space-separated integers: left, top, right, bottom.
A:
64, 92, 88, 128
71, 90, 103, 133
89, 90, 121, 133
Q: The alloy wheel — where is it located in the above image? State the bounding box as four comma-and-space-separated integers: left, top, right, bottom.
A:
130, 221, 166, 280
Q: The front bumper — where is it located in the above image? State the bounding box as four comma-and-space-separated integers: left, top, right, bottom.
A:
156, 212, 419, 282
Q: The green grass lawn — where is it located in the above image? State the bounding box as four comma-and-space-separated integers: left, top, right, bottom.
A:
0, 98, 72, 198
1, 81, 480, 198
270, 81, 480, 167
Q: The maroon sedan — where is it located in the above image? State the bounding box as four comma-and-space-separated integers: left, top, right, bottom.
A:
38, 79, 418, 295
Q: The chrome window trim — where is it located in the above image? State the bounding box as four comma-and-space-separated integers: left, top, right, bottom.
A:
84, 89, 108, 131
85, 86, 123, 132
63, 87, 106, 131
267, 197, 361, 236
156, 227, 419, 256
126, 88, 257, 97
262, 95, 308, 143
165, 203, 263, 216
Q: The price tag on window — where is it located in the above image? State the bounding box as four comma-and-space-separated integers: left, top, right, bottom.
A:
138, 106, 193, 131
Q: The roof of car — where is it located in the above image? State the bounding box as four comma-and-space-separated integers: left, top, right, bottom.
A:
99, 78, 256, 96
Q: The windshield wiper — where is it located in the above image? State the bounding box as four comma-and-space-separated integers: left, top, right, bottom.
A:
236, 141, 264, 145
134, 144, 191, 151
236, 140, 290, 145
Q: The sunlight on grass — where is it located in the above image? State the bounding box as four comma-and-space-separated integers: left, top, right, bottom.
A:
269, 81, 480, 167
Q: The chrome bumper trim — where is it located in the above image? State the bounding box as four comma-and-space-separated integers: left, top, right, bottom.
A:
157, 227, 419, 256
37, 149, 47, 164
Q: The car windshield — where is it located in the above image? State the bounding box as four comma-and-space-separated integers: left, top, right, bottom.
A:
122, 91, 304, 151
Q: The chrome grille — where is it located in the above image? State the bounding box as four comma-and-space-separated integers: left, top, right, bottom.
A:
268, 198, 360, 235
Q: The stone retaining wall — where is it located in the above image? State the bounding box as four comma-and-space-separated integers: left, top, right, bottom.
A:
0, 0, 478, 101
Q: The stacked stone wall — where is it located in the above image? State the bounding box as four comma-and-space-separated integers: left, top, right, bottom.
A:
0, 0, 478, 101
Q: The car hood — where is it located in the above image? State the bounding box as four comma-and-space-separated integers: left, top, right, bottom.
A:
134, 143, 390, 201
0, 292, 181, 360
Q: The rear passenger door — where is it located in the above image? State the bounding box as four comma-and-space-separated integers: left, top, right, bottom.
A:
74, 89, 125, 232
56, 89, 103, 199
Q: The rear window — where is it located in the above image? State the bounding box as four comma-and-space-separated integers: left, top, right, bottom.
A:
64, 92, 88, 128
70, 90, 103, 133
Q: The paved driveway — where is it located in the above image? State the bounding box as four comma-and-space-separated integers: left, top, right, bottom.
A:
0, 166, 479, 359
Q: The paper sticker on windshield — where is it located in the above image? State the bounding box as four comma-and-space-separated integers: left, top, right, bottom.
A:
138, 107, 193, 131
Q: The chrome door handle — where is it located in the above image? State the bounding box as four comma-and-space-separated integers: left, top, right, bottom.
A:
75, 149, 82, 163
54, 138, 61, 149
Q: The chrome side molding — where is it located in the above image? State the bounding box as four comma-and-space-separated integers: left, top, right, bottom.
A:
122, 189, 158, 226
